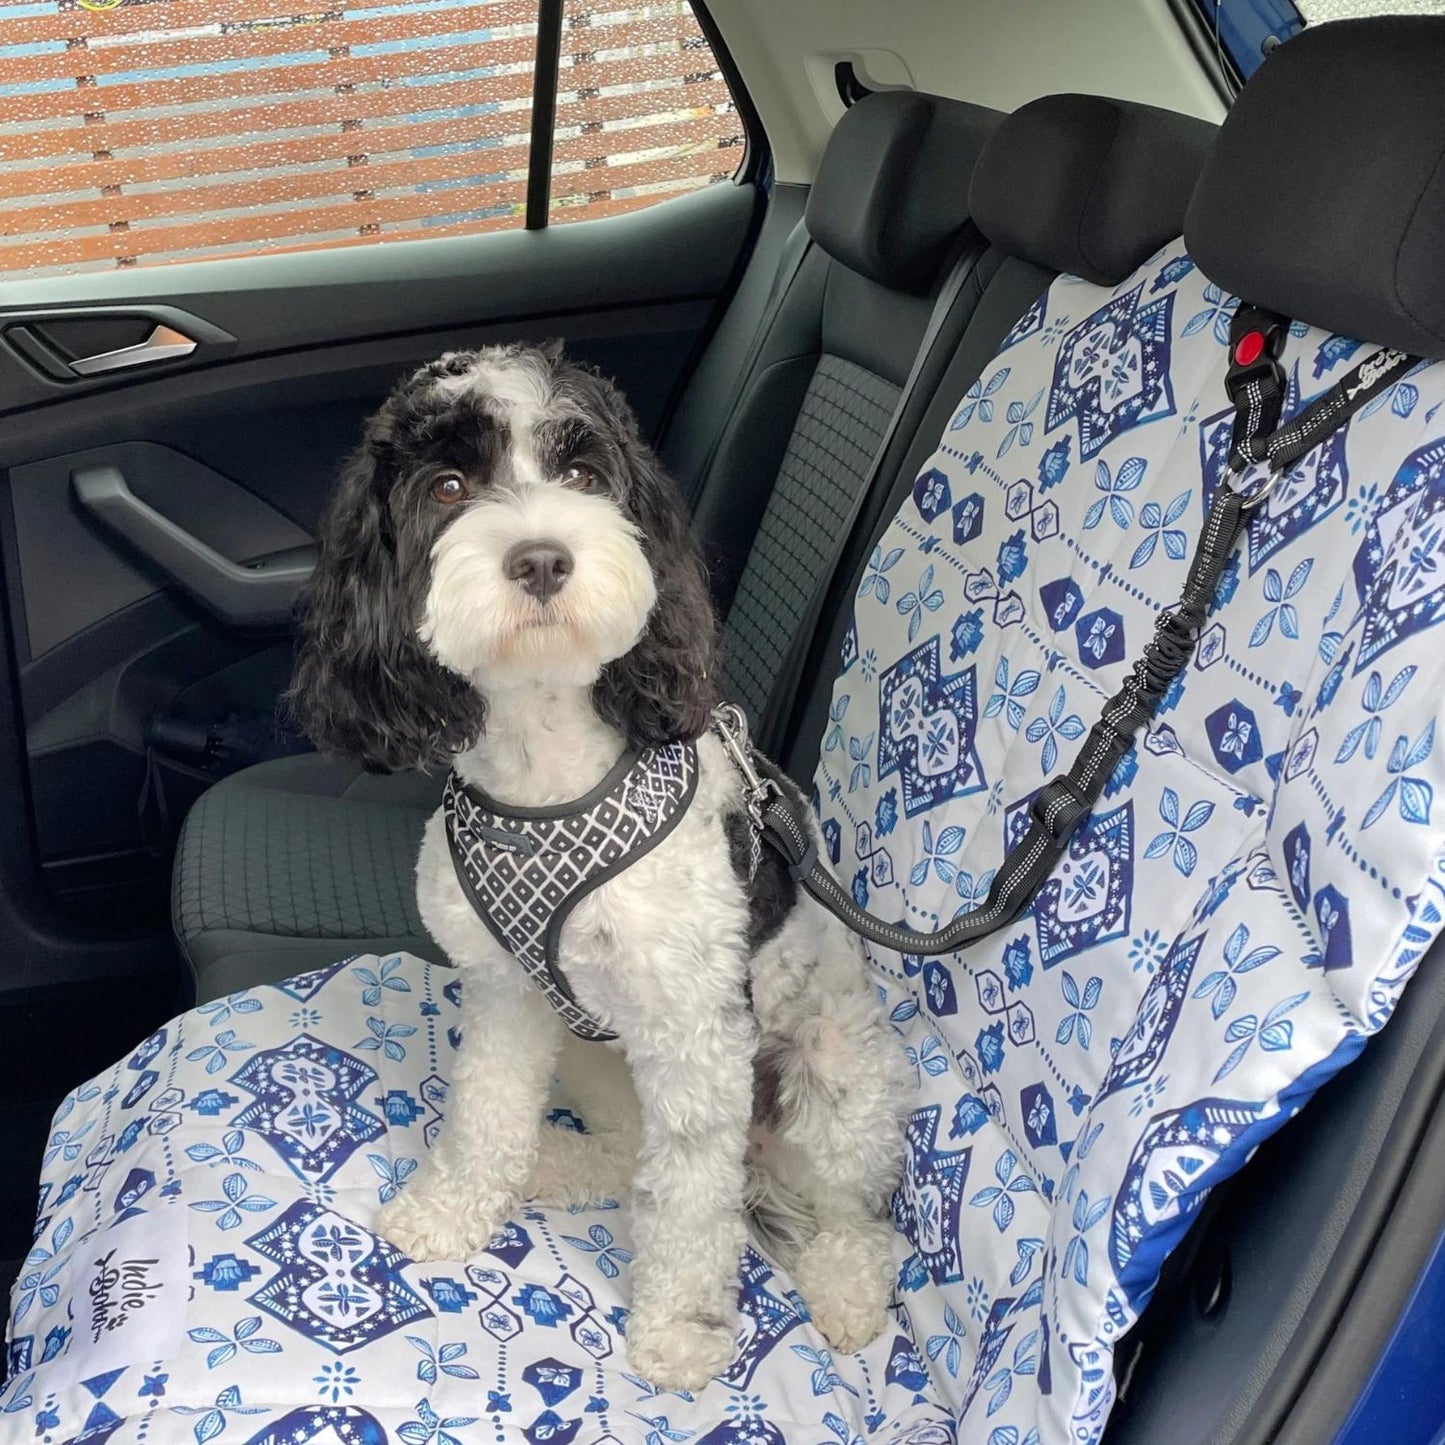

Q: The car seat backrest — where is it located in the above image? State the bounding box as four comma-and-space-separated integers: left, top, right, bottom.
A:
808, 20, 1445, 1444
691, 90, 1002, 724
786, 93, 1218, 779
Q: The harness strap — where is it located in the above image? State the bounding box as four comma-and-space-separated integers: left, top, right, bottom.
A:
748, 305, 1421, 956
443, 742, 699, 1041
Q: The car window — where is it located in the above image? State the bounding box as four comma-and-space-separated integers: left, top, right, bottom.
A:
1198, 0, 1445, 81
0, 0, 747, 278
549, 0, 745, 226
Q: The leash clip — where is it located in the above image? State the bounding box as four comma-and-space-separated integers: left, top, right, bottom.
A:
713, 702, 766, 791
712, 702, 778, 882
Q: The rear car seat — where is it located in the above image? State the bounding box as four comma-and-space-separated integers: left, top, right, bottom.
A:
19, 24, 1445, 1443
173, 88, 1006, 1001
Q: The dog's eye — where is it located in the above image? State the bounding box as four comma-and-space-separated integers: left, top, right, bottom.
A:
430, 473, 467, 505
560, 464, 596, 492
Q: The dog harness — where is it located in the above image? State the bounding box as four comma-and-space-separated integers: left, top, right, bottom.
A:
444, 740, 699, 1041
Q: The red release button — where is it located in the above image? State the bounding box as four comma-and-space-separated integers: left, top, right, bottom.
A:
1234, 330, 1266, 367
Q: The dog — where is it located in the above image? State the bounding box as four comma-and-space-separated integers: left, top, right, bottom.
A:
290, 343, 907, 1391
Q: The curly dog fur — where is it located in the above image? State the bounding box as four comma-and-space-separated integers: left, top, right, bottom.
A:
292, 343, 907, 1390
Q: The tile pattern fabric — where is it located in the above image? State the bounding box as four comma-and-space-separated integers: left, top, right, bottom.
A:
0, 954, 952, 1445
812, 243, 1445, 1442
722, 353, 900, 722
173, 779, 430, 945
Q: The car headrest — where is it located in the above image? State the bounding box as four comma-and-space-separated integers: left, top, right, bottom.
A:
969, 94, 1217, 286
805, 89, 1003, 295
1186, 16, 1445, 361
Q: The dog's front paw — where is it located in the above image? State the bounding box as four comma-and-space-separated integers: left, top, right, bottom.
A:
626, 1308, 736, 1392
376, 1187, 502, 1263
795, 1225, 892, 1353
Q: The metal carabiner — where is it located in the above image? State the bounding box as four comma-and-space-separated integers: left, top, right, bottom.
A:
712, 702, 764, 791
711, 702, 777, 882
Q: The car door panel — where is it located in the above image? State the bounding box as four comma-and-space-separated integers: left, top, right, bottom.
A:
0, 179, 761, 940
0, 182, 753, 410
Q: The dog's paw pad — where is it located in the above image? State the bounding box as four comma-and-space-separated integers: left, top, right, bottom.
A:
627, 1312, 736, 1391
795, 1227, 892, 1354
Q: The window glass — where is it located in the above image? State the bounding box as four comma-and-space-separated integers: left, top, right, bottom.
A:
1198, 0, 1445, 81
549, 1, 745, 225
0, 0, 744, 277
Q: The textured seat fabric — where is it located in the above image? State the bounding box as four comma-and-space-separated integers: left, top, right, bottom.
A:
720, 354, 902, 719
174, 755, 444, 994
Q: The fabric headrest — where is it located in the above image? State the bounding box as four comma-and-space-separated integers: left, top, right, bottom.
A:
1186, 17, 1445, 361
805, 90, 1003, 295
970, 94, 1217, 286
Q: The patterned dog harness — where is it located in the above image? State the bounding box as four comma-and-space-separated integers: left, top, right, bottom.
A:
444, 740, 699, 1040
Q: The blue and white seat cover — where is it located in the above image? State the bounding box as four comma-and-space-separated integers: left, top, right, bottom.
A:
5, 239, 1445, 1445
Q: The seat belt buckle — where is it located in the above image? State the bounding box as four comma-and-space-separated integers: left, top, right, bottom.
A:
1030, 774, 1091, 846
1224, 313, 1286, 405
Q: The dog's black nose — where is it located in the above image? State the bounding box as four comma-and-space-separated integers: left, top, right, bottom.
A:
504, 540, 573, 599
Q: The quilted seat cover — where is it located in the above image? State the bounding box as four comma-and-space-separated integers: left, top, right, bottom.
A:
5, 241, 1445, 1445
814, 239, 1445, 1441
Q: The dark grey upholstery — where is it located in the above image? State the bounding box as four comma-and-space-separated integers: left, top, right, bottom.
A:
693, 92, 1003, 627
805, 88, 1003, 294
173, 755, 444, 995
719, 346, 902, 720
969, 93, 1217, 287
1186, 15, 1445, 361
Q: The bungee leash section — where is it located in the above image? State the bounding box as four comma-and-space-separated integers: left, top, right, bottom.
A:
727, 304, 1420, 957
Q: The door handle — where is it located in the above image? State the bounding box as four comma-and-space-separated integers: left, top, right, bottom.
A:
72, 465, 314, 629
68, 323, 198, 377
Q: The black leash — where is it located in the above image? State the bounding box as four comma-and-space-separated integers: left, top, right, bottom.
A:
724, 305, 1420, 957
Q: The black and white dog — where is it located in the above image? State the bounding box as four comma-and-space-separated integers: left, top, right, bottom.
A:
291, 344, 906, 1390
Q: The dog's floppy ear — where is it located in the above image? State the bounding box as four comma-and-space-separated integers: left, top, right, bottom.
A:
289, 422, 484, 772
593, 436, 718, 747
